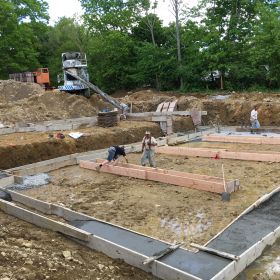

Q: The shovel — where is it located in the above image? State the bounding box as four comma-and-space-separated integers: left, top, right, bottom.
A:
221, 164, 230, 201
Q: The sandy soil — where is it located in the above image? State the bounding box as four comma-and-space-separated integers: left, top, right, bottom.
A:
0, 121, 161, 169
1, 82, 280, 280
18, 141, 280, 280
0, 212, 156, 280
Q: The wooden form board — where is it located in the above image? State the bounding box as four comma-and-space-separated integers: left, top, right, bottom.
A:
0, 116, 97, 136
156, 146, 280, 162
5, 189, 202, 280
0, 199, 91, 242
80, 160, 239, 194
236, 127, 280, 133
203, 134, 280, 145
0, 175, 15, 187
5, 131, 207, 176
6, 186, 280, 280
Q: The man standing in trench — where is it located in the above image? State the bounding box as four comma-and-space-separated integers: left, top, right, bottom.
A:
141, 131, 157, 167
250, 106, 260, 130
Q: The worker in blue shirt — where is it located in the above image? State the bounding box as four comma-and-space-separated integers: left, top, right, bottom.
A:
96, 145, 128, 171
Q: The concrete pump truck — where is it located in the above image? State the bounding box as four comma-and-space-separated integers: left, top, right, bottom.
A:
58, 52, 128, 113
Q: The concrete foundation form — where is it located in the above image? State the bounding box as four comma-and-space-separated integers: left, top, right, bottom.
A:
203, 134, 280, 145
1, 130, 280, 280
0, 176, 280, 280
156, 146, 280, 162
0, 117, 97, 135
80, 160, 240, 194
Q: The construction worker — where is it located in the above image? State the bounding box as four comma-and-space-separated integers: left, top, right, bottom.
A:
141, 131, 157, 167
250, 106, 260, 130
96, 145, 128, 171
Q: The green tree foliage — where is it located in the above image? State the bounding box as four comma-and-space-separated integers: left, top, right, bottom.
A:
80, 0, 150, 32
198, 0, 280, 89
249, 1, 280, 87
1, 0, 279, 92
0, 0, 49, 78
86, 31, 136, 92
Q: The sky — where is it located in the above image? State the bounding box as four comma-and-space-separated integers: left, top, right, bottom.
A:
46, 0, 199, 26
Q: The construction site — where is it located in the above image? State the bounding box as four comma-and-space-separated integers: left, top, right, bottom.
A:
1, 75, 280, 280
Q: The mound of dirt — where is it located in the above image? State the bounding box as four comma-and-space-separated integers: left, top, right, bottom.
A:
0, 80, 44, 102
0, 80, 113, 124
120, 89, 177, 112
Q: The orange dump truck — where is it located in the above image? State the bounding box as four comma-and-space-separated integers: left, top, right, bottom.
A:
9, 68, 51, 89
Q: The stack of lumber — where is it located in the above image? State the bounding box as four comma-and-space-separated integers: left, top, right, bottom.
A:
97, 111, 119, 127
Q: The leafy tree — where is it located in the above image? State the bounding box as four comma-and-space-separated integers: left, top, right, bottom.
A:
249, 1, 280, 87
86, 31, 136, 92
198, 0, 261, 89
79, 0, 150, 32
0, 0, 49, 78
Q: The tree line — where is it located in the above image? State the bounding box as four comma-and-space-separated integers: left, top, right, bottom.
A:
1, 0, 279, 93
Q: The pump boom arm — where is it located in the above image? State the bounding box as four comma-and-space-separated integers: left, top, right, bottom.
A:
65, 70, 128, 112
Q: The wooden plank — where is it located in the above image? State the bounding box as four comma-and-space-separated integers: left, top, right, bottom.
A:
7, 190, 52, 214
82, 160, 238, 194
156, 146, 280, 162
0, 199, 91, 242
156, 102, 164, 112
101, 161, 239, 192
167, 101, 177, 112
236, 127, 280, 133
80, 160, 147, 180
190, 110, 202, 126
0, 117, 97, 135
190, 243, 239, 261
203, 134, 280, 145
109, 161, 222, 182
0, 176, 15, 187
127, 111, 207, 118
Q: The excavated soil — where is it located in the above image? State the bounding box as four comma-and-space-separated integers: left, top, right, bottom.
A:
121, 90, 280, 127
17, 140, 280, 280
0, 121, 160, 169
1, 82, 280, 280
0, 212, 156, 280
0, 80, 112, 124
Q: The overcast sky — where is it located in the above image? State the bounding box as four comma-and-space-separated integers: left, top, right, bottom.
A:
46, 0, 199, 26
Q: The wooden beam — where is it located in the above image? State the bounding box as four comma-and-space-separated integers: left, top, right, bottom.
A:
236, 127, 280, 133
0, 175, 15, 187
127, 111, 207, 117
156, 146, 280, 162
0, 117, 97, 135
80, 160, 239, 194
0, 199, 91, 242
126, 111, 207, 122
202, 134, 280, 145
190, 243, 240, 261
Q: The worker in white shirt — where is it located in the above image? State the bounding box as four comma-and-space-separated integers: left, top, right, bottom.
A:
141, 131, 157, 167
250, 106, 260, 129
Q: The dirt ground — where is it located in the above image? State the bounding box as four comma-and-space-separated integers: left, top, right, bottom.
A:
14, 140, 280, 280
2, 80, 280, 128
1, 81, 280, 280
0, 121, 161, 170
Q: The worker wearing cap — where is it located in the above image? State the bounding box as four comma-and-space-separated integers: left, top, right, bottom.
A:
250, 106, 260, 129
97, 145, 128, 171
141, 131, 157, 167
